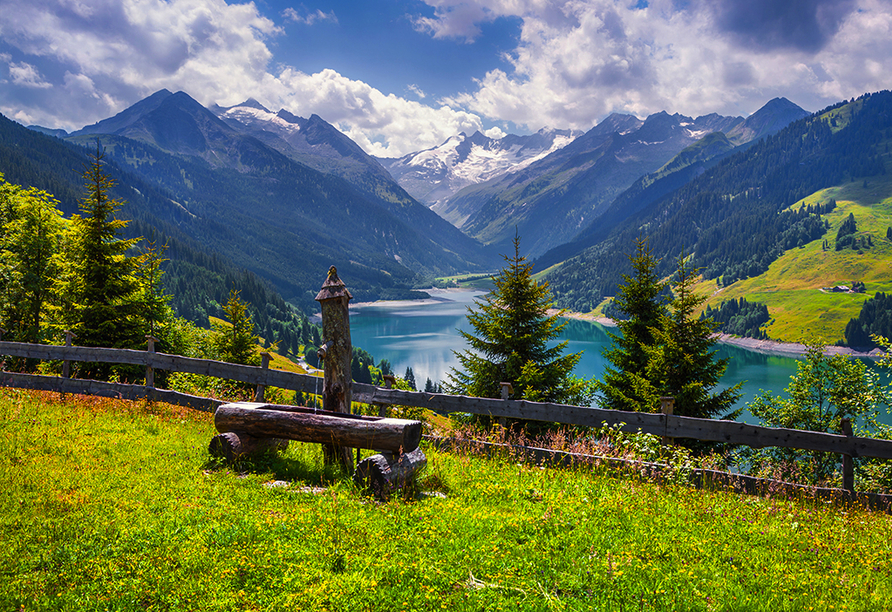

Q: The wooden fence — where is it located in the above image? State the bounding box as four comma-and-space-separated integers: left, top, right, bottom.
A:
1, 338, 892, 484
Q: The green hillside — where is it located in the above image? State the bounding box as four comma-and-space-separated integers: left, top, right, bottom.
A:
545, 91, 892, 345
698, 177, 892, 344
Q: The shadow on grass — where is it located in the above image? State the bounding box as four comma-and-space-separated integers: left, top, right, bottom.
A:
201, 444, 351, 488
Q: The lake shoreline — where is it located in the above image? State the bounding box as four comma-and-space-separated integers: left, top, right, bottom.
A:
550, 309, 885, 359
347, 292, 885, 361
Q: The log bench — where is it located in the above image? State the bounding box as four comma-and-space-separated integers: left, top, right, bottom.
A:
208, 402, 427, 494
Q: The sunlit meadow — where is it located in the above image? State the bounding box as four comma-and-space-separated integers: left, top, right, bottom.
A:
2, 389, 891, 611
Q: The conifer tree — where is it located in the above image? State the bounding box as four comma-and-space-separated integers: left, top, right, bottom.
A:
212, 290, 260, 366
645, 253, 742, 418
404, 366, 417, 391
597, 237, 666, 411
53, 145, 142, 378
447, 234, 592, 405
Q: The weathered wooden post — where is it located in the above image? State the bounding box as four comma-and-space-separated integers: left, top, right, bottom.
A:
660, 396, 675, 445
315, 266, 354, 470
254, 352, 270, 402
841, 417, 854, 494
499, 382, 513, 428
62, 331, 76, 379
380, 374, 397, 417
145, 335, 157, 388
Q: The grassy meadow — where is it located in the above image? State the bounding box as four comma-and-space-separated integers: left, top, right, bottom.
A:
3, 390, 892, 610
694, 176, 892, 344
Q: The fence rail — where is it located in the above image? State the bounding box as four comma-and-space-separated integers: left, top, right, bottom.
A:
2, 339, 892, 471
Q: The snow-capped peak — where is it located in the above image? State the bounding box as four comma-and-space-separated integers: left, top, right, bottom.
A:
378, 128, 582, 206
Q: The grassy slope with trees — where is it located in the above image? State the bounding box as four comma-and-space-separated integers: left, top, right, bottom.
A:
545, 91, 892, 346
694, 177, 892, 344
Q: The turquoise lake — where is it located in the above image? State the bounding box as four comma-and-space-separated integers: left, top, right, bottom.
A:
348, 289, 887, 419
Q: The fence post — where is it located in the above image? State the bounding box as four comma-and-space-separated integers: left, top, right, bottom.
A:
145, 335, 157, 388
660, 396, 675, 445
254, 352, 270, 402
62, 331, 76, 379
499, 382, 513, 428
381, 374, 396, 417
841, 417, 854, 493
315, 266, 354, 470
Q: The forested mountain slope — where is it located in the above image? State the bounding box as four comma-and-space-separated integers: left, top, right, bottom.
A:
545, 91, 892, 318
0, 113, 318, 353
68, 90, 493, 294
442, 99, 806, 258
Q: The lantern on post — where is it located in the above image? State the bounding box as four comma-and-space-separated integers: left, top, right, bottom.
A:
315, 266, 354, 470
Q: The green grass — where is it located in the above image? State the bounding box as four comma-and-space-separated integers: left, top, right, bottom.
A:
697, 176, 892, 344
3, 391, 892, 611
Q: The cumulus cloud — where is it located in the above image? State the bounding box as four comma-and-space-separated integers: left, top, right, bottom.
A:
708, 0, 858, 53
8, 61, 53, 88
0, 0, 280, 129
425, 0, 892, 130
407, 84, 427, 99
271, 68, 484, 156
2, 0, 890, 158
0, 0, 484, 155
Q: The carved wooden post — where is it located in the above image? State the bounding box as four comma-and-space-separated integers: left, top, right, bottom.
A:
254, 352, 270, 402
660, 396, 675, 445
62, 331, 75, 379
315, 266, 354, 470
380, 374, 396, 417
145, 335, 157, 388
841, 417, 854, 493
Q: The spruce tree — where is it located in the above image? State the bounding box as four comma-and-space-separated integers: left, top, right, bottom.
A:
597, 237, 666, 411
645, 253, 742, 418
447, 234, 592, 405
403, 366, 417, 391
212, 290, 260, 366
54, 145, 142, 378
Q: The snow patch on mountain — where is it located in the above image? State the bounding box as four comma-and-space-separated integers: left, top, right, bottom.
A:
378, 128, 581, 206
217, 102, 303, 136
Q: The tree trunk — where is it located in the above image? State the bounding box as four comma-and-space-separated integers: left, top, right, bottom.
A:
208, 431, 289, 462
353, 448, 427, 497
214, 404, 422, 452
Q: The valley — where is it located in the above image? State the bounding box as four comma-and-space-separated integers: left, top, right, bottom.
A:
4, 89, 892, 352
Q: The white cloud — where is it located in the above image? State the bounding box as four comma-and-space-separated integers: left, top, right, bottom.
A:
270, 68, 484, 156
483, 125, 507, 138
2, 0, 890, 158
8, 61, 52, 88
282, 7, 338, 25
0, 0, 280, 128
0, 0, 482, 155
407, 84, 427, 99
426, 0, 892, 129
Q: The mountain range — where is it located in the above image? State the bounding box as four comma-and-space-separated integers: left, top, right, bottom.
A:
58, 90, 495, 308
10, 87, 890, 346
380, 97, 808, 258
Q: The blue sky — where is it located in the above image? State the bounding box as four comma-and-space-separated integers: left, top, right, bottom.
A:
1, 0, 891, 156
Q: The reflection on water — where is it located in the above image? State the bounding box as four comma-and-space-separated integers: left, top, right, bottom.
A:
349, 289, 887, 420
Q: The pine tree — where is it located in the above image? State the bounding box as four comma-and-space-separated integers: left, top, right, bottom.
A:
645, 253, 742, 418
212, 290, 260, 366
404, 366, 417, 391
597, 237, 666, 411
53, 145, 142, 378
447, 234, 592, 405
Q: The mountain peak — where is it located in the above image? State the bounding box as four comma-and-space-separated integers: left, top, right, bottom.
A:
72, 89, 174, 136
238, 98, 270, 112
726, 97, 810, 143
